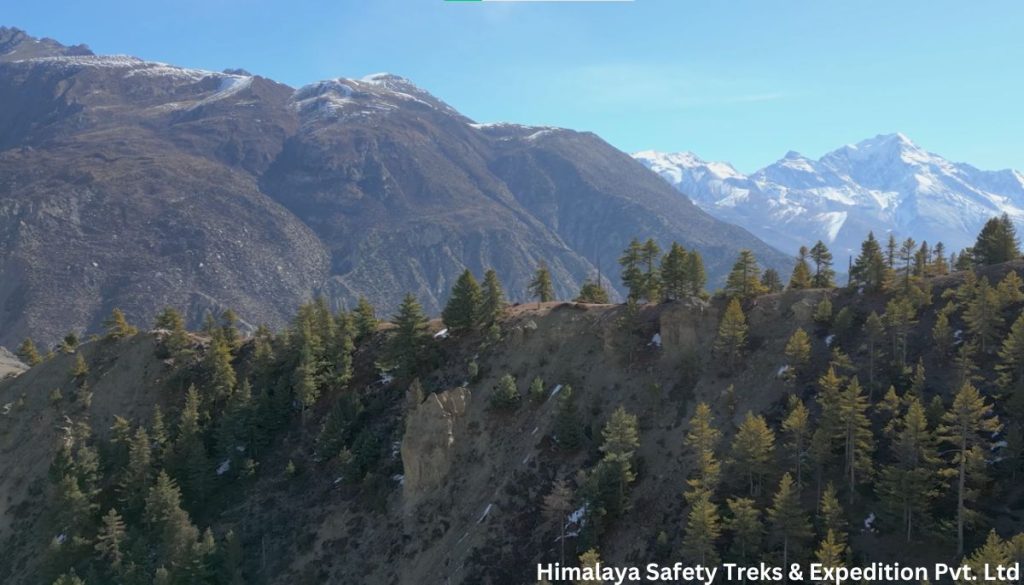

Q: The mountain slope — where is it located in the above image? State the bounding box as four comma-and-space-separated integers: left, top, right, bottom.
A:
0, 27, 789, 347
636, 133, 1024, 259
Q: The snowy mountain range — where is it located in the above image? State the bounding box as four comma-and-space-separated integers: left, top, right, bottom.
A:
635, 134, 1024, 261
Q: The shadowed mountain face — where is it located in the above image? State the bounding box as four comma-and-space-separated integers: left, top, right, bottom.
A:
0, 27, 789, 346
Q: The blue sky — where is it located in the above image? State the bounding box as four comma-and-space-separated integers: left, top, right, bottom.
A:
7, 0, 1023, 172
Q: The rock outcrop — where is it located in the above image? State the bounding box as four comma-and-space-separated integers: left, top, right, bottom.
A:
401, 387, 470, 507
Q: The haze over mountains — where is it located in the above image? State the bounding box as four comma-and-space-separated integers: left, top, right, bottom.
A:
0, 26, 788, 347
636, 133, 1024, 261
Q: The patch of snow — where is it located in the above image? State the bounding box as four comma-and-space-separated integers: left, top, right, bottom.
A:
522, 454, 531, 465
992, 440, 1008, 451
548, 384, 563, 400
392, 474, 404, 485
567, 505, 587, 527
650, 333, 662, 347
333, 476, 344, 485
776, 365, 790, 379
477, 503, 493, 524
531, 426, 539, 435
825, 334, 835, 347
216, 459, 231, 476
863, 512, 876, 531
433, 328, 449, 340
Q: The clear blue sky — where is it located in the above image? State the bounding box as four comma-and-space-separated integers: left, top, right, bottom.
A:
7, 0, 1023, 172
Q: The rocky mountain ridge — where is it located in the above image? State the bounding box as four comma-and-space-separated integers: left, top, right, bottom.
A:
0, 26, 788, 347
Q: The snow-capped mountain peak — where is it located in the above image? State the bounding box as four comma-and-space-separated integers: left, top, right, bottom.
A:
634, 135, 1024, 258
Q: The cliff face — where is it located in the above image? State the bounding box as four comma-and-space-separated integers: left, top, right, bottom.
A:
0, 28, 789, 347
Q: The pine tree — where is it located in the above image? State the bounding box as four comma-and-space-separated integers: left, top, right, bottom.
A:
725, 250, 765, 298
388, 293, 429, 379
172, 386, 210, 504
899, 237, 918, 291
661, 242, 689, 300
997, 269, 1023, 302
851, 232, 888, 291
52, 572, 85, 585
119, 426, 153, 516
767, 473, 811, 569
789, 246, 813, 290
543, 479, 574, 566
220, 308, 240, 348
962, 531, 1010, 585
529, 376, 546, 404
685, 250, 707, 296
818, 483, 847, 547
725, 497, 762, 564
684, 403, 722, 498
836, 377, 873, 504
681, 493, 721, 565
103, 308, 138, 340
761, 268, 784, 293
442, 269, 483, 331
973, 213, 1020, 265
71, 353, 89, 385
316, 392, 363, 459
94, 507, 127, 573
933, 310, 954, 356
999, 313, 1024, 417
577, 549, 603, 585
966, 277, 1005, 353
939, 382, 1001, 556
809, 241, 836, 288
476, 269, 506, 325
353, 297, 378, 341
490, 373, 521, 410
864, 311, 886, 390
144, 471, 201, 571
16, 338, 42, 366
814, 530, 846, 577
886, 233, 898, 269
529, 262, 555, 305
876, 397, 941, 542
640, 238, 663, 302
885, 296, 916, 370
204, 333, 237, 401
813, 295, 833, 325
575, 279, 610, 304
155, 307, 190, 361
600, 407, 640, 458
731, 412, 775, 497
554, 385, 583, 450
784, 328, 811, 380
619, 239, 645, 301
714, 299, 748, 369
782, 397, 811, 488
932, 242, 950, 275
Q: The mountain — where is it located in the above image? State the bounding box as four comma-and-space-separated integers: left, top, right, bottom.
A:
0, 26, 788, 347
635, 133, 1024, 261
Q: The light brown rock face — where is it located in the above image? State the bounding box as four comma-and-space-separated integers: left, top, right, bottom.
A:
401, 387, 470, 506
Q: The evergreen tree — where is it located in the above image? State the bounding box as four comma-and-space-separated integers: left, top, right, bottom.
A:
16, 338, 42, 366
851, 232, 888, 291
886, 233, 898, 269
155, 307, 190, 361
681, 493, 721, 565
478, 269, 506, 325
998, 270, 1024, 305
809, 241, 836, 288
932, 242, 950, 275
731, 412, 775, 497
767, 473, 811, 569
973, 213, 1020, 265
784, 328, 811, 380
353, 297, 378, 341
864, 311, 886, 390
714, 299, 748, 369
144, 472, 202, 573
529, 376, 546, 404
684, 403, 722, 498
962, 531, 1011, 585
685, 250, 708, 296
999, 313, 1024, 417
442, 269, 483, 331
813, 295, 833, 325
836, 377, 873, 504
103, 308, 138, 340
619, 239, 645, 301
782, 397, 811, 488
899, 237, 918, 290
725, 497, 762, 564
387, 293, 429, 379
965, 277, 1004, 352
600, 407, 640, 458
885, 296, 916, 370
814, 530, 846, 577
575, 279, 610, 304
939, 382, 1001, 556
204, 333, 237, 402
933, 310, 954, 356
789, 246, 813, 289
661, 242, 689, 300
818, 483, 847, 547
529, 262, 555, 305
542, 479, 574, 566
94, 507, 127, 573
876, 397, 941, 541
172, 386, 210, 504
71, 353, 89, 385
554, 385, 583, 450
760, 268, 784, 293
220, 308, 240, 348
725, 250, 765, 298
640, 238, 663, 302
119, 426, 153, 516
52, 572, 85, 585
490, 373, 521, 410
